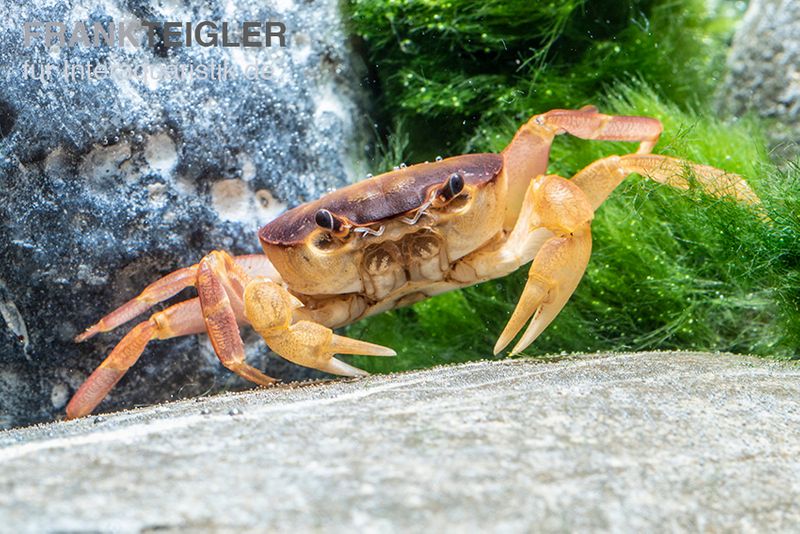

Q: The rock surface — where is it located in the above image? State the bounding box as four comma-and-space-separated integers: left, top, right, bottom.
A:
719, 0, 800, 161
0, 0, 369, 427
1, 352, 798, 532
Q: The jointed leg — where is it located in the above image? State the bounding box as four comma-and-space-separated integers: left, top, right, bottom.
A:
66, 298, 205, 419
75, 255, 282, 343
534, 106, 663, 154
75, 266, 198, 342
502, 106, 663, 227
196, 252, 276, 387
69, 251, 277, 418
570, 153, 761, 209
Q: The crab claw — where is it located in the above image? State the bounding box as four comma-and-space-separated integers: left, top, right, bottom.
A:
318, 357, 370, 377
244, 279, 395, 377
494, 228, 592, 356
329, 333, 397, 357
262, 321, 396, 377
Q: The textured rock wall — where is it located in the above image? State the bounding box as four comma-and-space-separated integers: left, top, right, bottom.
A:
718, 0, 800, 161
0, 0, 369, 427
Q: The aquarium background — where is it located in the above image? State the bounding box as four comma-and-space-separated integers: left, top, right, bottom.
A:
344, 0, 800, 373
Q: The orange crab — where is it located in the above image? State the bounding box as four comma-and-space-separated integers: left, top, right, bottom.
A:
67, 106, 758, 418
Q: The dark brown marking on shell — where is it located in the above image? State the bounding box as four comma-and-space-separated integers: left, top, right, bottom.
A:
259, 154, 503, 246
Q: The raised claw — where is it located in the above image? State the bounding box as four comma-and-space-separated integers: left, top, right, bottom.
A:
494, 228, 592, 356
493, 276, 550, 355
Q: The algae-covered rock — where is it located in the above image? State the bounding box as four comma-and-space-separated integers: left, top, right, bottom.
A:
0, 0, 368, 428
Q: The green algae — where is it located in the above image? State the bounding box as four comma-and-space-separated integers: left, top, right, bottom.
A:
343, 0, 800, 370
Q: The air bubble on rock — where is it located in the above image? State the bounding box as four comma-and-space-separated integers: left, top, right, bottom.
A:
366, 173, 373, 178
399, 162, 407, 169
435, 156, 443, 162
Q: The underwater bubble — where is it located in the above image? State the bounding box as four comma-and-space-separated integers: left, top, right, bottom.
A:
435, 156, 442, 162
366, 173, 373, 178
399, 163, 407, 169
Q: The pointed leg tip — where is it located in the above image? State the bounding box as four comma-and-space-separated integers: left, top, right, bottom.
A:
74, 329, 96, 343
319, 357, 369, 378
64, 398, 94, 420
377, 347, 397, 357
63, 408, 85, 421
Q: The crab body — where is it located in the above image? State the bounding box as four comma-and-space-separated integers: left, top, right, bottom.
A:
66, 107, 759, 418
260, 154, 507, 326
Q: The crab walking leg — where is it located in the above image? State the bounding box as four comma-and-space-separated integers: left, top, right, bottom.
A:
535, 106, 663, 154
244, 280, 396, 377
571, 154, 761, 210
502, 106, 662, 227
75, 255, 282, 343
196, 253, 277, 387
75, 266, 199, 342
65, 298, 206, 419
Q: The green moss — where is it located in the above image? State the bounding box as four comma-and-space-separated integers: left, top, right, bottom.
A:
343, 0, 800, 370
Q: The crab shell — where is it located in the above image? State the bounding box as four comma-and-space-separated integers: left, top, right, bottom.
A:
258, 154, 507, 297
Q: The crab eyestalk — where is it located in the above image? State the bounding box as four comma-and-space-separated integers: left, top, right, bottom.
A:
431, 172, 465, 208
315, 208, 351, 238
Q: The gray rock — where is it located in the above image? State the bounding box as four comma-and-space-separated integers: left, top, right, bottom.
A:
0, 0, 370, 427
718, 0, 800, 161
1, 352, 798, 532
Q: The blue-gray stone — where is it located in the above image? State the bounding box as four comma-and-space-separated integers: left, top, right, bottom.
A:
0, 0, 370, 428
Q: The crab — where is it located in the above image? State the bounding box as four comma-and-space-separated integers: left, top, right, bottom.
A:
66, 106, 759, 419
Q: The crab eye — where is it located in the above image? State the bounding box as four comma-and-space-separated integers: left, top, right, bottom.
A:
441, 173, 464, 202
315, 209, 351, 237
315, 209, 336, 231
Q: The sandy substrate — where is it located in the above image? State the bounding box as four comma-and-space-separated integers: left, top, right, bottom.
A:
1, 352, 799, 532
